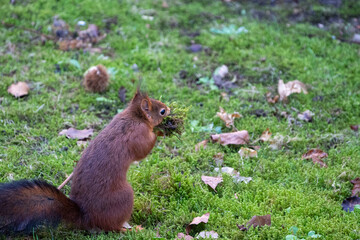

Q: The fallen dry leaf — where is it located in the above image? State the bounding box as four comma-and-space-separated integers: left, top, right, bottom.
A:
210, 130, 249, 145
238, 147, 258, 158
351, 178, 360, 197
201, 176, 223, 191
59, 128, 94, 140
214, 167, 252, 184
278, 79, 308, 102
186, 213, 210, 235
342, 196, 360, 212
197, 231, 219, 239
190, 213, 210, 225
350, 125, 359, 132
134, 225, 144, 232
195, 140, 208, 152
265, 92, 279, 104
259, 128, 272, 142
177, 233, 194, 240
298, 110, 314, 122
7, 82, 30, 98
216, 107, 242, 129
302, 149, 328, 168
237, 215, 271, 231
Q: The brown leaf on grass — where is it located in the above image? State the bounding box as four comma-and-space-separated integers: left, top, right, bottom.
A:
259, 128, 272, 142
342, 196, 360, 212
195, 140, 208, 152
201, 176, 223, 191
216, 107, 242, 129
237, 215, 271, 231
214, 167, 252, 184
238, 147, 257, 158
190, 213, 210, 225
278, 79, 308, 102
59, 128, 94, 140
351, 178, 360, 197
298, 110, 314, 122
58, 39, 91, 51
177, 233, 194, 240
210, 130, 249, 145
302, 149, 328, 168
186, 213, 210, 235
350, 125, 359, 132
134, 225, 144, 232
7, 82, 30, 98
265, 92, 279, 104
197, 231, 219, 239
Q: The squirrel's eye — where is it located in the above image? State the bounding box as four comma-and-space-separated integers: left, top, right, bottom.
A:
160, 108, 166, 116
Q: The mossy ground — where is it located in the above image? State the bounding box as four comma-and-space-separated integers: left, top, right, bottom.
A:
0, 0, 359, 239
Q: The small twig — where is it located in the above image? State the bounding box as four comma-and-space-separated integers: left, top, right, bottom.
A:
1, 21, 56, 41
58, 172, 73, 190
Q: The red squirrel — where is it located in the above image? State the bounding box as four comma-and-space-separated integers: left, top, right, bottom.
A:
0, 90, 170, 234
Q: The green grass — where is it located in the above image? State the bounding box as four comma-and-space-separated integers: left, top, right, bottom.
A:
1, 0, 360, 239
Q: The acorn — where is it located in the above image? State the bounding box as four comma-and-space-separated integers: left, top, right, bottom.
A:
83, 65, 109, 93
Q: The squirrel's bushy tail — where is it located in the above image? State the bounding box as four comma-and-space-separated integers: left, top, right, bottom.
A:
0, 179, 82, 235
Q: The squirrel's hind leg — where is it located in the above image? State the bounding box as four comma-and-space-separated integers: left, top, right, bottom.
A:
86, 186, 134, 232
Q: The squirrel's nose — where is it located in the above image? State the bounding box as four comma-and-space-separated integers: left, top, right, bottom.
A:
167, 107, 171, 115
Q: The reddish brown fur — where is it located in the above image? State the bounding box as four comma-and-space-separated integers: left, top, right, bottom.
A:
83, 64, 109, 93
0, 180, 81, 234
0, 90, 170, 234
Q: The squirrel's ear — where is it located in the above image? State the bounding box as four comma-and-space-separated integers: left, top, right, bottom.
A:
141, 99, 150, 113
